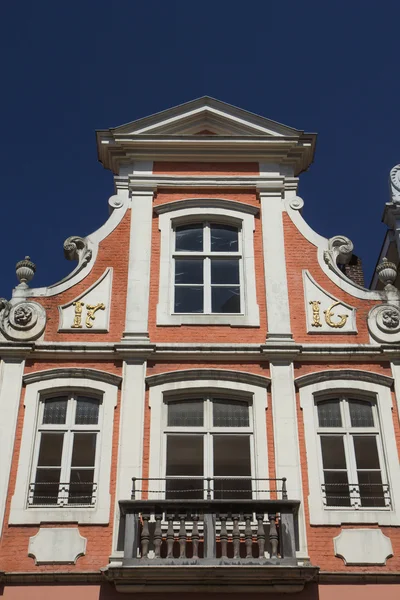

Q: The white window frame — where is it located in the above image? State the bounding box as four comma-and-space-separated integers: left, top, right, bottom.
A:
29, 392, 102, 507
10, 375, 118, 525
156, 201, 259, 326
147, 378, 269, 499
300, 378, 400, 525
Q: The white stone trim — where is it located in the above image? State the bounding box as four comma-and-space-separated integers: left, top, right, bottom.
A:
123, 191, 154, 340
333, 528, 393, 566
9, 374, 118, 525
295, 369, 393, 389
260, 194, 292, 339
148, 378, 269, 499
111, 360, 146, 552
28, 527, 87, 565
299, 378, 400, 525
0, 358, 24, 535
23, 190, 129, 298
146, 368, 270, 389
270, 361, 307, 556
156, 202, 259, 327
284, 196, 381, 300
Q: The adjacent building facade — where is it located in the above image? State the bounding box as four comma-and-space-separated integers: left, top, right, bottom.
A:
1, 97, 400, 599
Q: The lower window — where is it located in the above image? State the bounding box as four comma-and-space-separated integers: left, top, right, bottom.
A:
29, 393, 101, 507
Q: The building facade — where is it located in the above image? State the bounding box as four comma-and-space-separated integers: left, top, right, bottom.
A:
1, 97, 400, 599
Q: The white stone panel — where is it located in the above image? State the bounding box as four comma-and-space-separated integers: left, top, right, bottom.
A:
58, 268, 112, 332
28, 528, 87, 564
303, 270, 357, 333
334, 529, 393, 565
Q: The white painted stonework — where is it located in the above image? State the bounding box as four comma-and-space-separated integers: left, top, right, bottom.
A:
58, 268, 112, 332
28, 528, 87, 564
334, 529, 393, 565
303, 270, 357, 333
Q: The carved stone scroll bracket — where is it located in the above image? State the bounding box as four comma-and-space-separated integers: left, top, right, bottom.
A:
368, 258, 400, 343
288, 196, 304, 211
0, 300, 46, 341
63, 236, 92, 267
108, 194, 125, 211
390, 164, 400, 203
323, 235, 354, 270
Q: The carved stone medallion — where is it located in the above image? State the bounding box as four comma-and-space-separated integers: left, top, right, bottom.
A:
368, 304, 400, 343
0, 301, 46, 341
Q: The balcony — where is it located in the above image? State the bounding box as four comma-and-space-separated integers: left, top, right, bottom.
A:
105, 477, 318, 594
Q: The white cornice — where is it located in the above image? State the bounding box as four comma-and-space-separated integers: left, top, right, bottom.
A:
146, 368, 271, 389
295, 369, 394, 389
23, 367, 122, 387
126, 174, 286, 193
153, 198, 259, 215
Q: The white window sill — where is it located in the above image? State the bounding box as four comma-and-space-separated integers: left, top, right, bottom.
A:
309, 506, 400, 526
156, 309, 260, 327
9, 505, 110, 525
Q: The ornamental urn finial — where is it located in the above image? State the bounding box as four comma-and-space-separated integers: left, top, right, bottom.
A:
15, 256, 36, 287
376, 257, 397, 287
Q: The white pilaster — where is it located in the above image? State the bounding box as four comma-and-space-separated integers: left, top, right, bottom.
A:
270, 361, 307, 556
112, 360, 146, 552
390, 361, 400, 422
0, 358, 24, 535
260, 192, 292, 340
123, 190, 154, 340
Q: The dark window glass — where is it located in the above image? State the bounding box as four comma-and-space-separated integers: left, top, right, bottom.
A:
210, 224, 238, 252
38, 432, 64, 467
71, 433, 97, 467
349, 400, 374, 427
213, 399, 249, 427
174, 286, 203, 313
168, 400, 204, 427
357, 471, 385, 507
211, 286, 240, 313
211, 259, 240, 284
166, 435, 204, 499
323, 471, 350, 507
175, 224, 203, 252
175, 259, 204, 284
317, 400, 342, 427
213, 435, 251, 499
320, 436, 347, 470
33, 468, 61, 505
353, 436, 380, 470
42, 397, 68, 424
75, 397, 99, 425
69, 469, 95, 505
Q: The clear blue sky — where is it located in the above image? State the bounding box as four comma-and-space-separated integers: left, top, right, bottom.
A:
0, 1, 399, 297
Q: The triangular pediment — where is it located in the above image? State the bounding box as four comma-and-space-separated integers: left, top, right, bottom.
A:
110, 96, 301, 138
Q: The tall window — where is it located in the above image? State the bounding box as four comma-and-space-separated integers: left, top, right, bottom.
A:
30, 394, 101, 507
317, 396, 389, 508
164, 395, 252, 499
173, 222, 241, 314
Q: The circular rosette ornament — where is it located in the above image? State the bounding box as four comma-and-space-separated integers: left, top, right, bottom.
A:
0, 301, 46, 341
368, 304, 400, 343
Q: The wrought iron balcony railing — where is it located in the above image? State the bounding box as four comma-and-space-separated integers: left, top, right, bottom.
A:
321, 482, 391, 508
119, 477, 298, 566
28, 481, 97, 507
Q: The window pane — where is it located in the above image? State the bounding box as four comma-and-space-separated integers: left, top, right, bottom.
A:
33, 469, 61, 505
211, 224, 238, 252
323, 471, 350, 507
37, 432, 64, 467
71, 433, 97, 467
349, 400, 374, 427
357, 471, 385, 507
174, 286, 203, 313
211, 286, 240, 313
69, 469, 95, 505
166, 435, 204, 499
320, 436, 347, 469
353, 436, 380, 469
75, 397, 99, 425
175, 259, 203, 284
175, 224, 203, 252
213, 435, 251, 499
317, 400, 342, 427
211, 259, 240, 284
213, 399, 249, 427
168, 400, 204, 427
42, 397, 68, 424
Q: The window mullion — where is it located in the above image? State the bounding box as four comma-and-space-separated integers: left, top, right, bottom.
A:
204, 257, 211, 314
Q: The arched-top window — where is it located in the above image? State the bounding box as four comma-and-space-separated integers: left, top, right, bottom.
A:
316, 395, 389, 508
30, 393, 102, 507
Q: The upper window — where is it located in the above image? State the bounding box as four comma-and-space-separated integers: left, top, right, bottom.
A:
174, 222, 241, 314
29, 393, 101, 507
316, 396, 389, 509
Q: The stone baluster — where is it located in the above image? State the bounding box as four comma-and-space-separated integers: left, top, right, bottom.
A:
268, 513, 278, 559
232, 514, 240, 559
179, 513, 187, 558
220, 514, 228, 559
154, 513, 162, 558
256, 513, 265, 558
141, 514, 150, 558
244, 513, 253, 558
166, 513, 175, 558
191, 514, 200, 559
